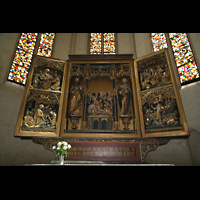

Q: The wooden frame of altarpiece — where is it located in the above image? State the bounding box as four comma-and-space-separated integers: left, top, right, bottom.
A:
14, 50, 189, 162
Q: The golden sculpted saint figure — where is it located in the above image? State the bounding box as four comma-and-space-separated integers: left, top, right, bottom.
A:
34, 104, 44, 126
41, 69, 53, 89
151, 99, 163, 124
48, 111, 57, 126
31, 73, 39, 88
23, 111, 35, 128
31, 71, 43, 88
51, 72, 61, 90
117, 78, 131, 116
69, 78, 84, 116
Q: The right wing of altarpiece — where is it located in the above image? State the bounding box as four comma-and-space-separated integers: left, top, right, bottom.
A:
134, 49, 189, 138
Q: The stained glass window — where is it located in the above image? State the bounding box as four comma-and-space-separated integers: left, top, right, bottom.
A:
37, 33, 55, 57
90, 33, 115, 54
90, 33, 102, 54
169, 33, 200, 84
104, 33, 115, 54
151, 33, 168, 52
8, 33, 38, 85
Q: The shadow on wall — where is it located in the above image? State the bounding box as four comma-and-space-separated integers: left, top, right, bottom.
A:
187, 128, 200, 166
145, 128, 200, 166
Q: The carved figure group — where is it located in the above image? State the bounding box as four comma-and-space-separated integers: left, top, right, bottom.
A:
139, 64, 171, 90
23, 103, 57, 128
143, 94, 179, 128
88, 91, 113, 116
31, 68, 61, 90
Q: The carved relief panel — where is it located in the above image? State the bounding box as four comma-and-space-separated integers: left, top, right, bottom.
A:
14, 56, 68, 137
134, 49, 189, 137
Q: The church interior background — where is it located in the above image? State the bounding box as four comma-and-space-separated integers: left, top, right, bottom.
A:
0, 33, 200, 165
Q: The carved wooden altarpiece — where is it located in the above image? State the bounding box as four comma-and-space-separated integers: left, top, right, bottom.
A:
14, 49, 189, 163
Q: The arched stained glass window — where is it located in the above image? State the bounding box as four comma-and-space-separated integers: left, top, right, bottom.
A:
151, 33, 200, 85
90, 33, 115, 54
37, 33, 55, 57
103, 33, 115, 54
8, 33, 56, 85
151, 33, 168, 52
8, 33, 38, 85
169, 33, 200, 85
90, 33, 102, 54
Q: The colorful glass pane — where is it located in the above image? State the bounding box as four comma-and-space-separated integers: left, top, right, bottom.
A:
90, 33, 102, 54
178, 61, 200, 83
173, 45, 194, 67
169, 33, 190, 52
151, 33, 168, 52
8, 33, 38, 85
37, 33, 55, 57
104, 33, 115, 54
169, 33, 200, 84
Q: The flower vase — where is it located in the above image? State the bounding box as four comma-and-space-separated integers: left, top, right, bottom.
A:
59, 155, 64, 165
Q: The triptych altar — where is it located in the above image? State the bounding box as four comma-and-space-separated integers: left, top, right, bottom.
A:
14, 49, 189, 162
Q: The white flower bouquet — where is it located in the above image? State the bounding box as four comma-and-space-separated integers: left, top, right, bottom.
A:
52, 141, 71, 157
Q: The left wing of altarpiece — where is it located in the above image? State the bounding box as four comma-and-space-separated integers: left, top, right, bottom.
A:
14, 56, 68, 137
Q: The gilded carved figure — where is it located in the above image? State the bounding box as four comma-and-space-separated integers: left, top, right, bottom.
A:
30, 70, 43, 88
117, 78, 131, 116
69, 78, 84, 116
48, 111, 57, 127
41, 69, 53, 89
23, 110, 37, 128
51, 72, 61, 90
34, 104, 45, 126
